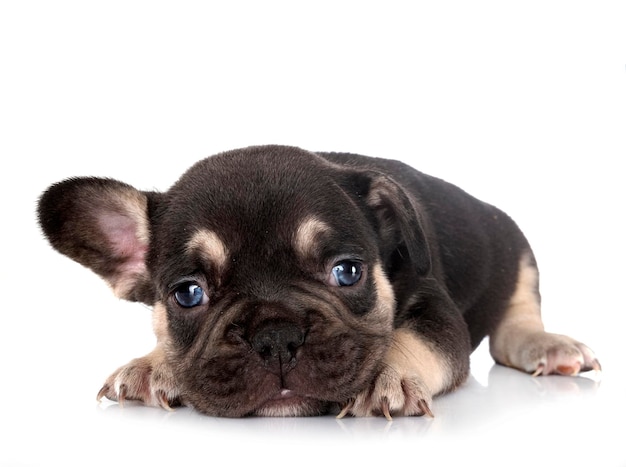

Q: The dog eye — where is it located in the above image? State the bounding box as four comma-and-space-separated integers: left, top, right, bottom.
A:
173, 282, 208, 308
330, 261, 363, 287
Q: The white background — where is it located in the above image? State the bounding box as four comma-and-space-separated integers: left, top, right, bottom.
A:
1, 1, 625, 466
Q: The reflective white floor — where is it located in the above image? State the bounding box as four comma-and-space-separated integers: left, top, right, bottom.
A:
2, 321, 623, 467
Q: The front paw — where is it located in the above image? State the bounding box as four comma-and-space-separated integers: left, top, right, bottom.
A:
97, 351, 181, 410
339, 366, 434, 420
337, 329, 456, 420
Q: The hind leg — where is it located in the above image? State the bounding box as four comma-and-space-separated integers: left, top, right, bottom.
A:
489, 252, 600, 376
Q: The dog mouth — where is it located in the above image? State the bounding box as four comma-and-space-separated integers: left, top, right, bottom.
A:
253, 388, 328, 417
172, 314, 391, 417
273, 388, 296, 400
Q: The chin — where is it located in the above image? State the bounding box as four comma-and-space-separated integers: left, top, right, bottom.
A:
253, 392, 331, 417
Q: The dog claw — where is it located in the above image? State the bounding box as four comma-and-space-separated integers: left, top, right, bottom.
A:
336, 400, 354, 419
417, 399, 434, 418
381, 398, 393, 421
532, 364, 545, 377
96, 385, 108, 402
156, 390, 174, 411
117, 384, 127, 407
532, 354, 602, 377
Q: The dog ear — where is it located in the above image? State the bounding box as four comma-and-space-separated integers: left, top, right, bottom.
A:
37, 177, 157, 304
355, 172, 432, 277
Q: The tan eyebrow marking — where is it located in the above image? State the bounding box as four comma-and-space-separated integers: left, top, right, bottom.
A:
186, 229, 229, 273
293, 216, 331, 260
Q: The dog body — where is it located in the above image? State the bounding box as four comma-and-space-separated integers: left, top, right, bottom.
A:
38, 145, 599, 418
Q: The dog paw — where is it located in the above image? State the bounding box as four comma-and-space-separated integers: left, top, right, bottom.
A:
337, 329, 455, 420
518, 332, 601, 377
96, 352, 181, 410
337, 366, 435, 421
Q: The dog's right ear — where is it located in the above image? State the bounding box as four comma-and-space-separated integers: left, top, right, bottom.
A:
37, 177, 158, 304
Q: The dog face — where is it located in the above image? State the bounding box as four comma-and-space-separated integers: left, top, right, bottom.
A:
155, 148, 401, 416
38, 145, 432, 416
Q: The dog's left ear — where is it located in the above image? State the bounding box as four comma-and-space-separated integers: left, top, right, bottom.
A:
37, 177, 158, 304
350, 171, 432, 277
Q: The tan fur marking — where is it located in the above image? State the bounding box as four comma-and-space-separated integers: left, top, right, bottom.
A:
111, 278, 143, 299
489, 252, 600, 375
187, 229, 229, 273
152, 301, 169, 343
369, 262, 396, 327
349, 326, 450, 417
111, 265, 148, 299
293, 217, 330, 260
489, 252, 543, 367
387, 328, 450, 395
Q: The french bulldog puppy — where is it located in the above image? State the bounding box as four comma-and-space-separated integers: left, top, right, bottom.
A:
37, 145, 600, 419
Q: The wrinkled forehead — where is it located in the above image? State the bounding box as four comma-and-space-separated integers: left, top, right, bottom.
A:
153, 159, 379, 286
183, 212, 374, 275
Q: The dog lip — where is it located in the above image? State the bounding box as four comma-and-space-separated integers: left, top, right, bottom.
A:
272, 388, 296, 400
255, 388, 319, 416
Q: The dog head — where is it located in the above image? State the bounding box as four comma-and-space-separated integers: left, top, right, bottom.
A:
38, 145, 432, 416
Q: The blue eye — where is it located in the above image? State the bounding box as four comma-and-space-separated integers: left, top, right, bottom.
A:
173, 282, 208, 308
331, 261, 363, 287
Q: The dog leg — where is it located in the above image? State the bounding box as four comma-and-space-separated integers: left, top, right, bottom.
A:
96, 344, 181, 410
341, 282, 471, 420
489, 252, 600, 376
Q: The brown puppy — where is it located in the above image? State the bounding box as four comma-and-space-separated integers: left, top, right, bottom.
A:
37, 145, 600, 419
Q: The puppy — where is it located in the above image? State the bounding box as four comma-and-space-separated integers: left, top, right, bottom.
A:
37, 145, 600, 419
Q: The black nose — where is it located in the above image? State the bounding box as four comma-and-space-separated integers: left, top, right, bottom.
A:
251, 322, 305, 366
